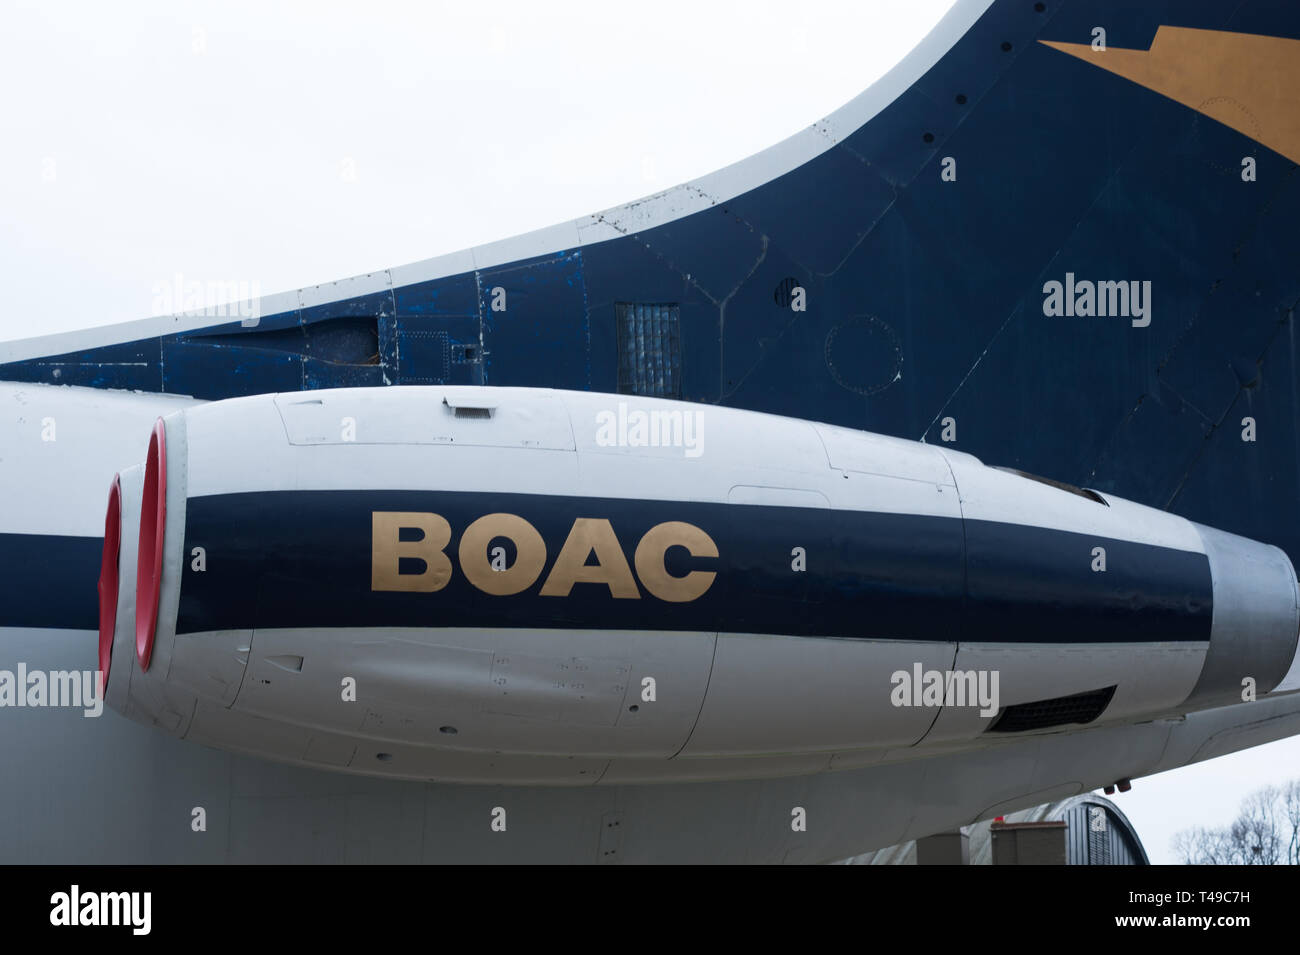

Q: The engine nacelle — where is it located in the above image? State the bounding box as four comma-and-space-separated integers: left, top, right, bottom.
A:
97, 386, 1300, 784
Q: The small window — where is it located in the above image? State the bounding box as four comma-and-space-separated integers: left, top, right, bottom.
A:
616, 303, 681, 398
994, 467, 1108, 506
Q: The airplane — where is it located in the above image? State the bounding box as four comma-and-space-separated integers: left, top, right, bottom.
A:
2, 0, 1300, 864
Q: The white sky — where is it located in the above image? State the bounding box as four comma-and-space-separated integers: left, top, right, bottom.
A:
2, 0, 1296, 863
1, 0, 954, 341
1112, 736, 1300, 864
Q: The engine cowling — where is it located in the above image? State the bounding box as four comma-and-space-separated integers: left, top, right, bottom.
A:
97, 386, 1300, 783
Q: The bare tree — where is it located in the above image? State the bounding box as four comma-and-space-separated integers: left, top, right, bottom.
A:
1172, 826, 1233, 865
1174, 780, 1299, 864
1282, 780, 1300, 865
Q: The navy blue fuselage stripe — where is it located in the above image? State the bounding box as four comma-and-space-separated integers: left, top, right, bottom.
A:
173, 490, 1213, 643
0, 533, 102, 631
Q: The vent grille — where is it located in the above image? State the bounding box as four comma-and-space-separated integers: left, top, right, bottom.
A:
1088, 813, 1112, 864
988, 685, 1116, 734
616, 303, 681, 398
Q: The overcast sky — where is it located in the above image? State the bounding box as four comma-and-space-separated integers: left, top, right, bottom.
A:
1, 0, 957, 340
2, 0, 1297, 863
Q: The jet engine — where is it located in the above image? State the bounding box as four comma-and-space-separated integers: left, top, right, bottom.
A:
97, 386, 1300, 784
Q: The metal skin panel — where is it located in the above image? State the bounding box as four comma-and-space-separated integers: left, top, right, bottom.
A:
725, 486, 830, 626
817, 422, 956, 487
680, 635, 958, 756
0, 385, 198, 539
1183, 523, 1300, 706
274, 387, 577, 450
940, 448, 1206, 551
561, 391, 828, 481
231, 627, 714, 762
186, 697, 614, 786
921, 643, 1209, 744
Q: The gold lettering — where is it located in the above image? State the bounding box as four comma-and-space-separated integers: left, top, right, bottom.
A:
539, 518, 640, 598
634, 521, 717, 602
371, 512, 452, 592
459, 513, 547, 595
